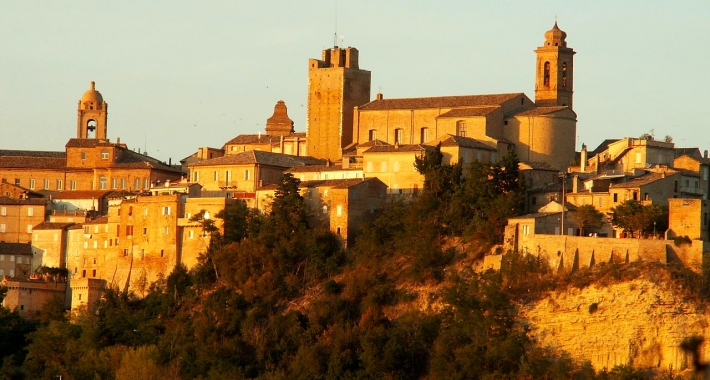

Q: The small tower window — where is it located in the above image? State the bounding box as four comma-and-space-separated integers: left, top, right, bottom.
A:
562, 62, 568, 88
544, 62, 550, 86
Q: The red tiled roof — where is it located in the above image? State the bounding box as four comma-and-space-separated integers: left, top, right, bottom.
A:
191, 150, 323, 168
437, 106, 500, 118
0, 196, 48, 205
358, 93, 522, 111
511, 106, 570, 117
435, 135, 497, 151
363, 144, 428, 153
0, 150, 65, 158
33, 222, 75, 230
0, 156, 66, 169
54, 190, 112, 199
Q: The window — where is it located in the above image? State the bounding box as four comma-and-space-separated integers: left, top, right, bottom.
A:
9, 270, 14, 277
70, 180, 77, 190
393, 161, 400, 172
244, 170, 250, 181
0, 255, 4, 261
101, 149, 109, 159
561, 62, 568, 88
543, 61, 550, 86
144, 208, 148, 216
128, 206, 133, 216
394, 129, 403, 145
123, 249, 128, 256
26, 225, 32, 233
213, 171, 218, 181
613, 193, 618, 203
366, 162, 373, 173
82, 270, 86, 278
134, 178, 141, 190
57, 179, 63, 190
29, 179, 35, 189
598, 197, 603, 206
99, 176, 107, 190
456, 121, 467, 137
81, 151, 87, 160
112, 178, 118, 189
14, 178, 20, 186
380, 162, 387, 172
43, 179, 49, 189
0, 224, 5, 233
92, 269, 96, 277
531, 196, 537, 205
125, 225, 133, 236
143, 227, 148, 235
188, 230, 194, 239
336, 205, 343, 217
420, 127, 429, 143
522, 225, 530, 236
160, 249, 164, 257
164, 227, 169, 235
369, 129, 377, 141
121, 179, 127, 189
322, 206, 328, 215
162, 206, 172, 215
27, 208, 33, 217
144, 179, 149, 189
193, 171, 199, 182
10, 255, 14, 262
0, 207, 5, 216
635, 153, 642, 164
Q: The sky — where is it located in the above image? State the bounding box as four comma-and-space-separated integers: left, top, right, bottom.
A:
1, 1, 709, 163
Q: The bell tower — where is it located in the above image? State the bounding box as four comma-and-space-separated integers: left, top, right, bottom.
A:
535, 23, 575, 109
77, 81, 108, 139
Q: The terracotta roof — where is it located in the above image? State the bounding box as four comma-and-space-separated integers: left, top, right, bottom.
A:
0, 242, 32, 255
33, 222, 75, 230
357, 139, 391, 148
65, 139, 116, 148
84, 216, 109, 225
260, 177, 384, 191
54, 190, 111, 199
358, 93, 523, 111
590, 139, 620, 155
0, 196, 48, 205
436, 135, 497, 150
286, 165, 361, 173
508, 212, 561, 220
611, 172, 672, 188
190, 150, 324, 168
364, 144, 428, 153
437, 106, 500, 118
519, 161, 558, 171
510, 106, 570, 117
111, 150, 182, 172
0, 150, 65, 158
223, 134, 277, 145
0, 156, 66, 169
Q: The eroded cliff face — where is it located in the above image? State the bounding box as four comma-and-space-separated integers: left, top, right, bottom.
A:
522, 277, 710, 372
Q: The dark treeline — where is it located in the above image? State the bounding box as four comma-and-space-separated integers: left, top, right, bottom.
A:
0, 146, 666, 379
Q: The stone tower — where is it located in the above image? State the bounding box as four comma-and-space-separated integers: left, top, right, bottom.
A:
307, 46, 371, 161
535, 23, 575, 109
77, 81, 108, 139
265, 100, 294, 137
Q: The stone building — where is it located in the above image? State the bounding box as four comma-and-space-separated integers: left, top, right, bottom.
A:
667, 198, 710, 241
1, 277, 67, 318
362, 144, 429, 197
307, 47, 371, 162
256, 178, 387, 245
0, 242, 33, 279
0, 197, 48, 243
0, 82, 183, 194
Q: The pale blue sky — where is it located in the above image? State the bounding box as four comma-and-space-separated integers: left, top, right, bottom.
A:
1, 1, 709, 162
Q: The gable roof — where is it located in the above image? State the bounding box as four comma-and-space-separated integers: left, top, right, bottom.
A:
434, 134, 497, 151
0, 156, 66, 169
363, 144, 428, 153
33, 222, 76, 230
510, 106, 571, 117
0, 242, 32, 255
358, 93, 523, 111
0, 196, 48, 205
437, 106, 500, 118
190, 150, 323, 168
610, 172, 674, 189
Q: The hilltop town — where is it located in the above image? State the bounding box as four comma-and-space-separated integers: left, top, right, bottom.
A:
0, 23, 707, 327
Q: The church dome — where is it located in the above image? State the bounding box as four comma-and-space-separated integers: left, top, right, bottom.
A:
80, 81, 104, 105
544, 22, 567, 47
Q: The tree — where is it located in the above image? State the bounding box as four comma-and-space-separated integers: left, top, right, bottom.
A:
569, 204, 604, 236
609, 200, 668, 238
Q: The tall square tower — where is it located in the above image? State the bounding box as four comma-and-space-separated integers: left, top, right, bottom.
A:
307, 47, 371, 161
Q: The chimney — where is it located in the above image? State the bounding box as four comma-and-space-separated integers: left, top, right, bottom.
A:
580, 144, 587, 172
376, 93, 383, 100
572, 175, 580, 193
705, 150, 708, 159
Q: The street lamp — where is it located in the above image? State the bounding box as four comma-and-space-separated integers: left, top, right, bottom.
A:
653, 221, 657, 239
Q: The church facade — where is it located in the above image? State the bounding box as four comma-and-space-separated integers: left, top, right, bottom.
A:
306, 23, 577, 171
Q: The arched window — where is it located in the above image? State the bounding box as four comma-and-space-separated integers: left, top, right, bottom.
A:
543, 62, 550, 86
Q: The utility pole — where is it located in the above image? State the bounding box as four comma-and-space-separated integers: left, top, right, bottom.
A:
560, 173, 566, 235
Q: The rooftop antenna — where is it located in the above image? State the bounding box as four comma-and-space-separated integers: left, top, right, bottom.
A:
333, 3, 338, 48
